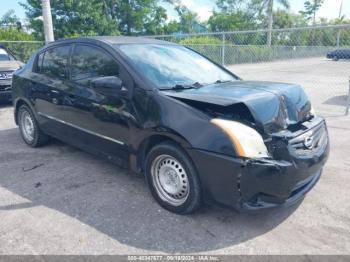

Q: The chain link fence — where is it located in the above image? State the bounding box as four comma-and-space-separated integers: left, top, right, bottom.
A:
148, 24, 350, 116
0, 25, 349, 116
0, 41, 44, 62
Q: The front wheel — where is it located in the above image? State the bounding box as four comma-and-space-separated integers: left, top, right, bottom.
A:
17, 104, 49, 147
145, 142, 202, 214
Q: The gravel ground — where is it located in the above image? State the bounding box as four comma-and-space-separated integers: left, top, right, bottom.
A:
0, 57, 349, 255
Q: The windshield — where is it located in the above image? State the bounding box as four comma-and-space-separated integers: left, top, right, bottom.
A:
0, 48, 14, 61
118, 44, 237, 89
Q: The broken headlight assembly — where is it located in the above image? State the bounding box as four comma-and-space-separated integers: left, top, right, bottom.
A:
211, 118, 269, 159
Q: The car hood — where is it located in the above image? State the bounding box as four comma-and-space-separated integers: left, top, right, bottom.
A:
0, 60, 23, 72
162, 81, 312, 133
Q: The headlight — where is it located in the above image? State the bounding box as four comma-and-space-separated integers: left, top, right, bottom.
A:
211, 119, 269, 158
310, 106, 316, 116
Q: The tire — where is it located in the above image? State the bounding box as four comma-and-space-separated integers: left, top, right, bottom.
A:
333, 56, 339, 61
17, 104, 49, 147
145, 142, 202, 214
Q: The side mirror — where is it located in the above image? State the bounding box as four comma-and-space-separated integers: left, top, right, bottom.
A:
91, 76, 128, 95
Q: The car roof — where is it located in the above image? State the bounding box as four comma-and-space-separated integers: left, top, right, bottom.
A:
48, 36, 176, 47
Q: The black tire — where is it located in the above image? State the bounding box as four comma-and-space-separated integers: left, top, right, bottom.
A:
333, 56, 339, 61
17, 104, 49, 147
145, 141, 202, 214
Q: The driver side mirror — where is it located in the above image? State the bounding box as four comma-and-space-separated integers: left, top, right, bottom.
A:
91, 76, 128, 96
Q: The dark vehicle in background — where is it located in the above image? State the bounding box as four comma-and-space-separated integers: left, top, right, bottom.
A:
0, 45, 23, 102
327, 49, 350, 61
11, 37, 329, 214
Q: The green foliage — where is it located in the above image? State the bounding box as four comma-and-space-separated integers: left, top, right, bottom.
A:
273, 10, 301, 29
163, 20, 181, 35
0, 9, 22, 30
0, 28, 43, 62
175, 5, 202, 34
143, 6, 168, 35
0, 28, 35, 41
21, 0, 120, 39
0, 12, 40, 62
117, 0, 167, 35
299, 0, 324, 24
208, 10, 257, 32
179, 37, 222, 45
21, 0, 174, 38
0, 41, 44, 62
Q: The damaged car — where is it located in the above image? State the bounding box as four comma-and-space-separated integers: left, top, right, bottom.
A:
12, 37, 329, 214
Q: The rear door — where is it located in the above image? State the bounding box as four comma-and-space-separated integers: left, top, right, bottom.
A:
31, 45, 72, 137
62, 44, 134, 165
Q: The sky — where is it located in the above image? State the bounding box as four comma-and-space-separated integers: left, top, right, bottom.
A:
0, 0, 349, 23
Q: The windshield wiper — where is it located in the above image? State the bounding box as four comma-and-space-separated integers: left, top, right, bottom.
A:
164, 82, 203, 91
215, 80, 233, 84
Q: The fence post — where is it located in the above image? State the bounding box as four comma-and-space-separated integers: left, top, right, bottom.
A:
222, 33, 225, 66
336, 30, 341, 48
346, 77, 350, 116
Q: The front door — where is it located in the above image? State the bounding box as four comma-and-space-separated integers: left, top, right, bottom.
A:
63, 44, 134, 166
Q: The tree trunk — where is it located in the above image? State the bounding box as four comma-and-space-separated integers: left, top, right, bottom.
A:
267, 0, 273, 46
41, 0, 54, 43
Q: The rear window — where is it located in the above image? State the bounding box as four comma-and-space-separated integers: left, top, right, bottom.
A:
37, 45, 71, 79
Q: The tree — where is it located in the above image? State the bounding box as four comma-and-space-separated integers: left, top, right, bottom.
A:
116, 0, 167, 35
208, 0, 259, 32
163, 20, 181, 35
0, 10, 22, 30
273, 10, 307, 29
211, 0, 291, 44
264, 0, 290, 46
21, 0, 120, 39
208, 10, 257, 32
175, 5, 200, 34
300, 0, 324, 25
215, 0, 246, 12
21, 0, 169, 38
143, 6, 167, 35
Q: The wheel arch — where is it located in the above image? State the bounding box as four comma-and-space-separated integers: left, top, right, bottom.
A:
14, 98, 35, 125
134, 132, 193, 175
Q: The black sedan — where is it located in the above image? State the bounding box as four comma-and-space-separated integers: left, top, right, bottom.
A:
12, 37, 329, 214
327, 49, 350, 61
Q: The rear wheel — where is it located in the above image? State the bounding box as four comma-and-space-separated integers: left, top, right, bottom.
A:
145, 142, 202, 214
17, 104, 49, 147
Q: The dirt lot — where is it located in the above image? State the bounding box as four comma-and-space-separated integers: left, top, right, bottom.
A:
0, 57, 349, 255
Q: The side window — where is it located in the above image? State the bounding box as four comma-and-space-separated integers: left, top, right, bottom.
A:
70, 45, 119, 85
39, 45, 71, 79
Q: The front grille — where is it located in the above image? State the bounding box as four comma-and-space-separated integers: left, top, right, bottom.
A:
0, 71, 13, 80
289, 123, 328, 156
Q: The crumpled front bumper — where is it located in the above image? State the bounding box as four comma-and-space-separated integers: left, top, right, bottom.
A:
188, 117, 329, 211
